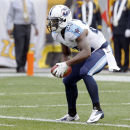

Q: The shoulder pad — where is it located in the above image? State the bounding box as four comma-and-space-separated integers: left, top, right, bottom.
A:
65, 20, 84, 40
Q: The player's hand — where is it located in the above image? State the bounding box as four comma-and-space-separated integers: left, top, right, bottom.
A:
52, 62, 68, 78
125, 29, 130, 38
35, 29, 38, 36
7, 30, 12, 35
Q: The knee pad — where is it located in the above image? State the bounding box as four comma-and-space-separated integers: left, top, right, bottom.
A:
63, 76, 76, 86
80, 66, 90, 76
63, 78, 71, 86
63, 78, 76, 87
63, 78, 68, 84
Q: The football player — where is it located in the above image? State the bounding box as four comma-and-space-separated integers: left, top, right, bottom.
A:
46, 5, 120, 124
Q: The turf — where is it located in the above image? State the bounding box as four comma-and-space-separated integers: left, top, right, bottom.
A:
0, 76, 130, 130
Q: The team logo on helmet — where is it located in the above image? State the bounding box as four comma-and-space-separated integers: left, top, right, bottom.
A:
61, 8, 70, 17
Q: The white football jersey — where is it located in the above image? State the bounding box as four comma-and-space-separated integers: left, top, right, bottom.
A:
52, 19, 106, 51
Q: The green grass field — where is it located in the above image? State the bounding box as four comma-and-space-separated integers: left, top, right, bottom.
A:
0, 75, 130, 130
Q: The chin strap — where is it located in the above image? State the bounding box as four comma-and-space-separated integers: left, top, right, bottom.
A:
55, 27, 62, 33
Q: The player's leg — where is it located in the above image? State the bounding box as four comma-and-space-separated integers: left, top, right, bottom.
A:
56, 61, 84, 121
23, 25, 31, 68
13, 25, 25, 72
80, 49, 107, 123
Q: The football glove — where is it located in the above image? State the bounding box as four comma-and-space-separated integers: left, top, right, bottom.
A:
52, 62, 68, 78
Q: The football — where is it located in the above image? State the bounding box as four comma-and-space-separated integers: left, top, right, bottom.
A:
51, 65, 72, 78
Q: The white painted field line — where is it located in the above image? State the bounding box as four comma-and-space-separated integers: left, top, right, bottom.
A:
0, 73, 53, 77
0, 90, 129, 96
10, 92, 65, 95
0, 124, 15, 127
0, 103, 130, 108
0, 115, 129, 128
0, 93, 5, 95
0, 105, 16, 108
0, 73, 130, 82
124, 119, 130, 120
2, 83, 47, 86
93, 75, 130, 82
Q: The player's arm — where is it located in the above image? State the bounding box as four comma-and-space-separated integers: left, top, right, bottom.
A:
61, 43, 71, 62
66, 29, 91, 66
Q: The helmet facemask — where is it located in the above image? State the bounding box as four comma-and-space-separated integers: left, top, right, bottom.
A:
46, 16, 65, 33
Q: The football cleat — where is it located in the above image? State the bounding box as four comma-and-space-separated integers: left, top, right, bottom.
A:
87, 108, 104, 124
55, 114, 80, 121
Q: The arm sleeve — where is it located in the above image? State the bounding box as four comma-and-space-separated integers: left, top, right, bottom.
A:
31, 2, 38, 29
6, 1, 14, 30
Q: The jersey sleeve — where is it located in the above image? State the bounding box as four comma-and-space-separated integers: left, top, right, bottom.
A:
65, 21, 84, 40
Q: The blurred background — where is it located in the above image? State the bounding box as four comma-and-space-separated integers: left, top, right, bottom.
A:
0, 0, 130, 71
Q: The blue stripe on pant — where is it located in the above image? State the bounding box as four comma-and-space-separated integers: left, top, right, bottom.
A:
63, 48, 107, 109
